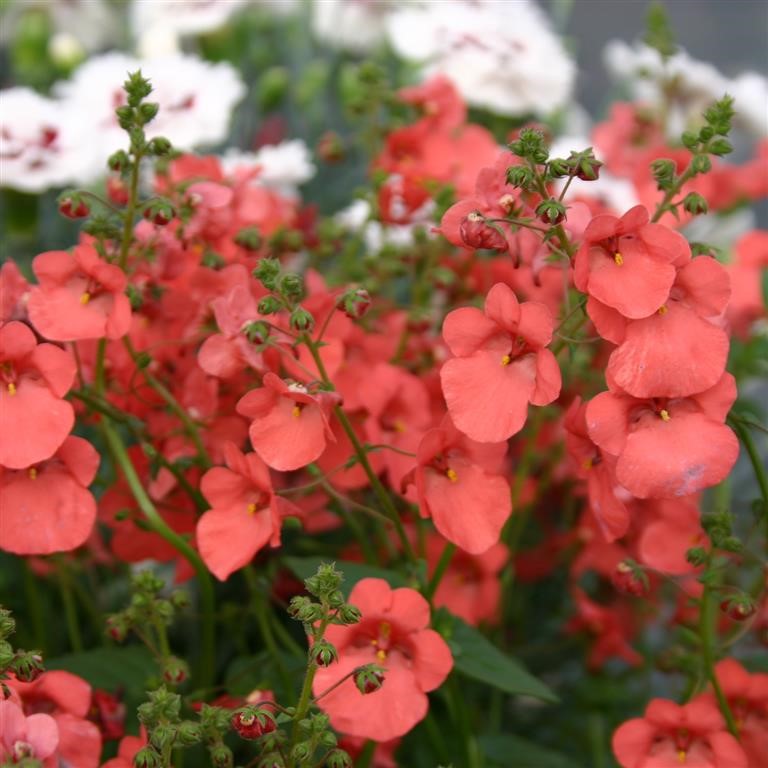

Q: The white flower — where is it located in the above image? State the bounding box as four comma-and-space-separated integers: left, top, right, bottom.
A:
335, 198, 422, 253
54, 52, 246, 159
221, 140, 316, 196
0, 87, 94, 192
311, 0, 398, 54
604, 40, 768, 137
385, 0, 575, 116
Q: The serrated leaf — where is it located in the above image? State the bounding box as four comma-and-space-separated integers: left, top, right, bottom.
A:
284, 557, 408, 596
444, 614, 558, 703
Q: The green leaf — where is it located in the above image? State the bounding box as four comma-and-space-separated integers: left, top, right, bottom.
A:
442, 613, 558, 703
284, 557, 408, 596
480, 734, 584, 768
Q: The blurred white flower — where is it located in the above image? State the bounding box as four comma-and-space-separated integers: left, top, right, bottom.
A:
54, 52, 246, 159
335, 198, 422, 253
604, 40, 768, 137
0, 87, 92, 192
311, 0, 399, 54
221, 140, 316, 196
385, 0, 575, 116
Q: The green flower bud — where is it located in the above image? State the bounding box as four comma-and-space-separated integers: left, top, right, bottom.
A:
243, 321, 270, 344
235, 226, 263, 252
691, 155, 712, 174
310, 640, 337, 667
253, 257, 281, 288
108, 150, 130, 172
138, 102, 160, 125
290, 742, 312, 762
277, 273, 305, 301
336, 604, 362, 625
686, 546, 708, 566
209, 744, 234, 768
708, 138, 732, 156
176, 721, 202, 746
325, 749, 353, 768
147, 136, 172, 156
535, 199, 566, 225
124, 70, 153, 107
134, 746, 163, 768
12, 651, 44, 682
289, 306, 314, 332
149, 723, 176, 751
0, 609, 16, 638
257, 296, 283, 316
682, 192, 708, 215
115, 105, 134, 130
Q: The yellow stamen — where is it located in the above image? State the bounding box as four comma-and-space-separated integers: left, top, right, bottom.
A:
501, 354, 511, 366
658, 304, 668, 315
246, 503, 257, 514
677, 750, 687, 764
379, 622, 390, 639
28, 468, 37, 480
614, 252, 624, 266
376, 649, 387, 662
7, 382, 16, 396
394, 420, 406, 433
660, 409, 671, 422
446, 468, 458, 483
582, 458, 593, 471
80, 292, 91, 305
292, 405, 301, 418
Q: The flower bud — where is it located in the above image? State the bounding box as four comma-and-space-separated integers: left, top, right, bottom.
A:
691, 155, 712, 174
289, 306, 315, 332
235, 226, 263, 252
291, 742, 312, 762
210, 744, 234, 768
686, 547, 708, 567
134, 747, 163, 768
115, 106, 134, 130
253, 257, 281, 289
13, 652, 44, 682
58, 193, 90, 219
258, 754, 285, 768
162, 657, 189, 686
310, 640, 337, 667
506, 166, 533, 188
720, 595, 756, 621
277, 273, 305, 301
459, 212, 507, 252
708, 138, 732, 156
547, 158, 571, 178
337, 288, 371, 319
0, 641, 14, 669
326, 749, 353, 768
176, 720, 202, 746
681, 131, 699, 150
243, 321, 270, 344
336, 604, 362, 625
610, 560, 649, 597
138, 102, 160, 125
147, 136, 172, 156
106, 175, 129, 206
105, 615, 128, 642
682, 192, 708, 215
354, 665, 385, 694
143, 200, 175, 226
231, 708, 277, 740
149, 723, 176, 751
108, 150, 130, 172
317, 131, 345, 163
0, 609, 16, 638
257, 296, 283, 316
535, 199, 566, 225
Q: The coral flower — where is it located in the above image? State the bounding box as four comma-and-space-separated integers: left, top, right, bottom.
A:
586, 373, 739, 499
0, 321, 75, 469
404, 416, 512, 553
6, 670, 102, 768
196, 442, 300, 580
605, 255, 731, 398
27, 244, 131, 341
440, 282, 561, 443
573, 205, 690, 319
0, 699, 58, 764
0, 436, 99, 555
314, 579, 453, 742
612, 696, 748, 768
236, 373, 340, 471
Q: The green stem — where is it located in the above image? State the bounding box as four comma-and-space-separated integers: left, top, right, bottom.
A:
650, 163, 697, 223
424, 542, 455, 602
356, 741, 376, 768
730, 417, 768, 528
23, 565, 46, 652
124, 338, 212, 467
700, 582, 738, 736
100, 419, 216, 688
302, 336, 417, 564
56, 559, 83, 653
118, 150, 142, 269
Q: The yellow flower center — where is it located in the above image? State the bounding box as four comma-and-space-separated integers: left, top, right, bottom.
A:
658, 304, 668, 315
246, 503, 257, 514
582, 458, 593, 470
375, 649, 387, 662
292, 405, 301, 418
614, 252, 624, 266
446, 468, 458, 483
80, 292, 91, 305
677, 750, 687, 764
660, 409, 671, 422
501, 354, 511, 366
7, 382, 16, 396
28, 468, 37, 480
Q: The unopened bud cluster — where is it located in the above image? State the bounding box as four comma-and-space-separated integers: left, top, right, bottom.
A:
1, 607, 45, 695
